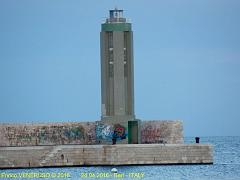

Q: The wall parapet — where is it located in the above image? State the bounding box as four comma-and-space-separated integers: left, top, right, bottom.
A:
0, 120, 183, 147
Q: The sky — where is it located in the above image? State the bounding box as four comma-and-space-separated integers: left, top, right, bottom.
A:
0, 0, 240, 136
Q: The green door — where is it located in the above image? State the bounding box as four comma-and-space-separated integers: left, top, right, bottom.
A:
128, 121, 138, 144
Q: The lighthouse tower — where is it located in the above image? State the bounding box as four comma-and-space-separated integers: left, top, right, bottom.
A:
100, 8, 135, 122
100, 8, 139, 144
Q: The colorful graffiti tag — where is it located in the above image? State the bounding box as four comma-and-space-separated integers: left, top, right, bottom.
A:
113, 124, 126, 140
96, 123, 127, 141
96, 123, 113, 140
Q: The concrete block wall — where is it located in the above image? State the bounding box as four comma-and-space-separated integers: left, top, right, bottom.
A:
0, 146, 52, 168
0, 144, 213, 168
141, 120, 183, 144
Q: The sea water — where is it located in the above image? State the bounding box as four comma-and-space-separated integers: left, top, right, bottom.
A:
0, 136, 240, 180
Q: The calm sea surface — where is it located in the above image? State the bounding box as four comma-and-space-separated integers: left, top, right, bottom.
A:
1, 136, 240, 180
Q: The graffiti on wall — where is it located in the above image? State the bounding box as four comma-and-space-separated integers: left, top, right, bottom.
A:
39, 125, 86, 144
5, 126, 36, 146
63, 126, 85, 140
113, 124, 126, 140
141, 124, 168, 144
96, 123, 113, 140
1, 123, 96, 146
96, 123, 127, 141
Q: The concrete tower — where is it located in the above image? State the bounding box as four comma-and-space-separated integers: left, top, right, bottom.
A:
100, 8, 135, 122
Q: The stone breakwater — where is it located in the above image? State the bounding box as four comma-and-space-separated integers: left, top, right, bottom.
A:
0, 121, 213, 168
0, 144, 213, 168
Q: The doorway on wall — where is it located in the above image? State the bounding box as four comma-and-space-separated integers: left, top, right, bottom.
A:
128, 121, 138, 144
